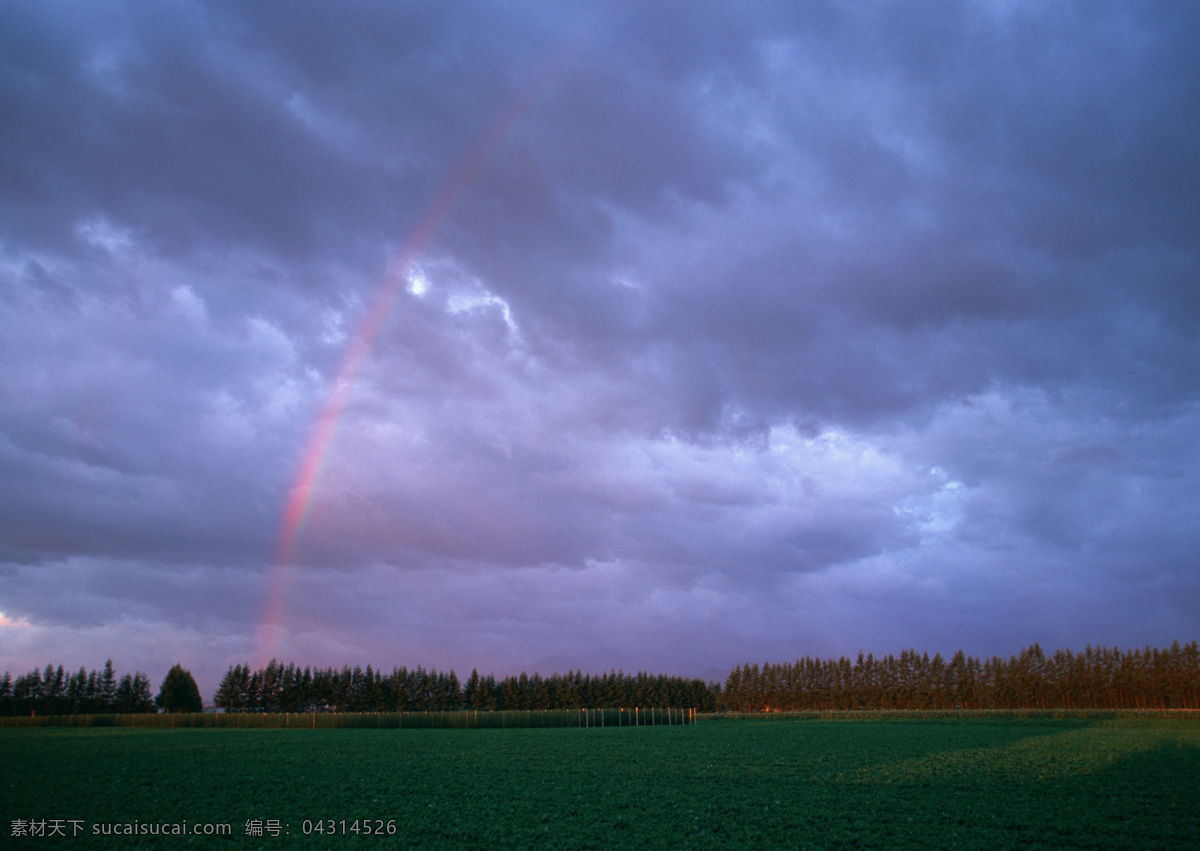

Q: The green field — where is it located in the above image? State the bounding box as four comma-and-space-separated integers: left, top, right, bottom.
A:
3, 716, 1198, 848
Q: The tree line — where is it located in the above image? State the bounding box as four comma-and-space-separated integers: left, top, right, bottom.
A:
0, 660, 155, 716
721, 641, 1200, 711
0, 661, 204, 716
6, 641, 1197, 716
214, 661, 719, 713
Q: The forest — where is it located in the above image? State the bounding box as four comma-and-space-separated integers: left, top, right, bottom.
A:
211, 663, 719, 713
721, 642, 1200, 711
0, 659, 154, 715
2, 641, 1197, 716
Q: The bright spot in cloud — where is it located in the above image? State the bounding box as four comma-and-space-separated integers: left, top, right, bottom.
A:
406, 269, 430, 297
0, 612, 32, 629
448, 291, 519, 335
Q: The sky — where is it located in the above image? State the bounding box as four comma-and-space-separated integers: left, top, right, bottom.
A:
2, 0, 1198, 700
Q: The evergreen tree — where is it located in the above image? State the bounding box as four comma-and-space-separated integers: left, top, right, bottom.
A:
99, 659, 118, 711
464, 668, 482, 709
13, 669, 43, 715
130, 672, 155, 712
115, 673, 134, 712
214, 665, 243, 711
67, 667, 89, 714
156, 664, 203, 713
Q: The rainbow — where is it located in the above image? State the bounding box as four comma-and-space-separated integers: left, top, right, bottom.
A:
255, 39, 588, 665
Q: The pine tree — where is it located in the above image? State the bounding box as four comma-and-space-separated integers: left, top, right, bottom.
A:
67, 667, 89, 713
131, 672, 154, 712
214, 665, 243, 711
99, 659, 118, 712
115, 673, 134, 712
464, 668, 481, 709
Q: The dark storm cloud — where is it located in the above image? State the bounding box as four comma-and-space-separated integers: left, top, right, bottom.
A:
1, 0, 1197, 695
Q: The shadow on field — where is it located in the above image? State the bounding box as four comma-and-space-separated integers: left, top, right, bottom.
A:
825, 724, 1200, 849
706, 712, 1107, 761
1051, 738, 1200, 847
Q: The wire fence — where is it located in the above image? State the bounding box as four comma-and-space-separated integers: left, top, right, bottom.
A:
0, 707, 699, 729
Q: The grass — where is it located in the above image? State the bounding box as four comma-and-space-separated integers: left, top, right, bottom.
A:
2, 715, 1198, 848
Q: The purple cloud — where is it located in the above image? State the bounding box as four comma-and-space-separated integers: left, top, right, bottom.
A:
1, 0, 1197, 699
